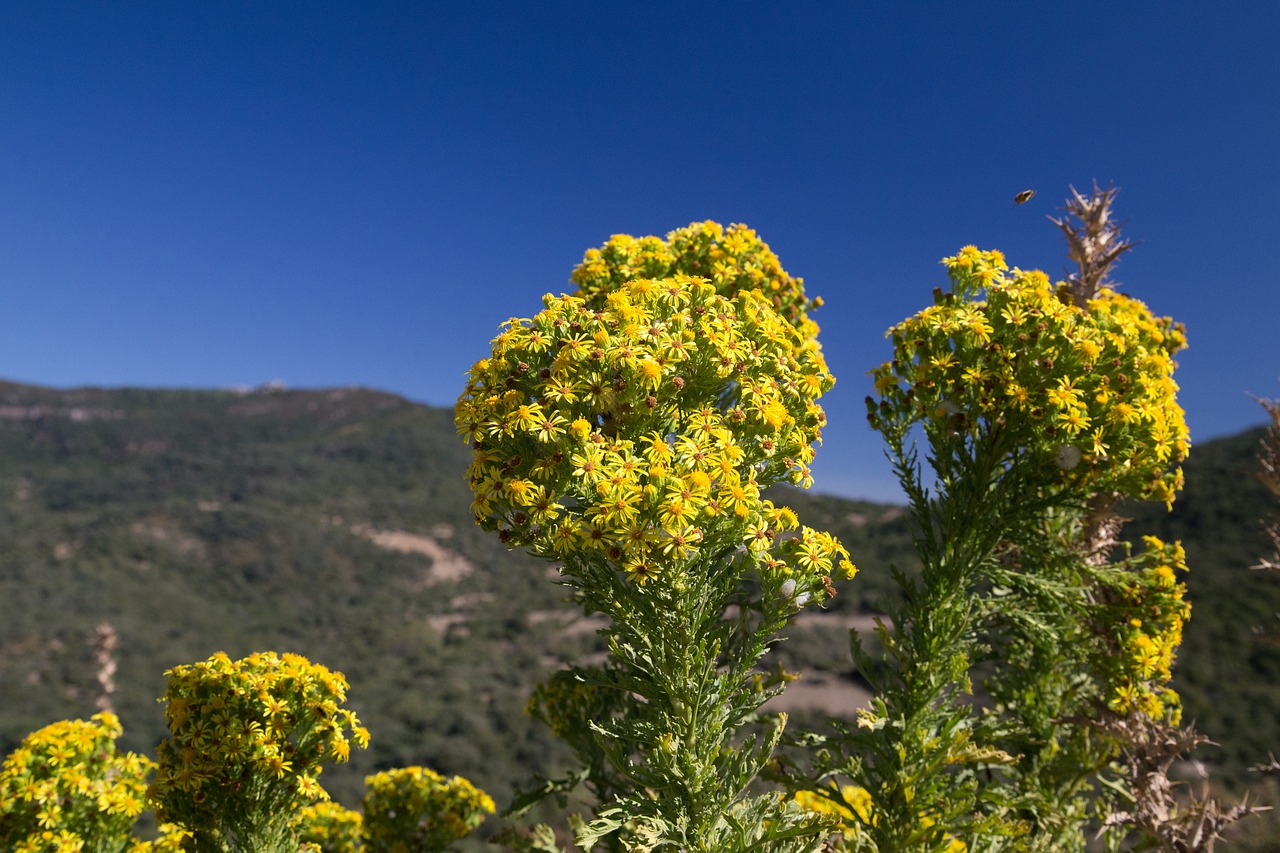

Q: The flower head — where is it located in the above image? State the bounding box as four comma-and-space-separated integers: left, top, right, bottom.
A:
361, 766, 494, 852
0, 713, 152, 853
149, 652, 367, 839
457, 272, 836, 578
872, 247, 1188, 504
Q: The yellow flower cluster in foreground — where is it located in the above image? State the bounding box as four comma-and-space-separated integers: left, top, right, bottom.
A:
1, 652, 491, 853
456, 272, 852, 589
0, 712, 151, 853
871, 246, 1188, 504
150, 651, 369, 836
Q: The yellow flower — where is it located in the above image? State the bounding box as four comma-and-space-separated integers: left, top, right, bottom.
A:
569, 447, 605, 485
659, 526, 702, 560
754, 398, 790, 430
637, 358, 665, 391
625, 553, 663, 584
596, 485, 643, 526
659, 497, 697, 530
457, 224, 850, 586
533, 412, 568, 443
1056, 409, 1091, 434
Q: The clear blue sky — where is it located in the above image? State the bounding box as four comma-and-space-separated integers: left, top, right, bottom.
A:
2, 3, 1276, 501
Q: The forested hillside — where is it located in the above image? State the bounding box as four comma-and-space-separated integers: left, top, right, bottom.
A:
1, 380, 1276, 816
1126, 424, 1280, 777
0, 381, 904, 809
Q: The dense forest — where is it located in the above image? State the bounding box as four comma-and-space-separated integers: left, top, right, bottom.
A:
1, 379, 1276, 841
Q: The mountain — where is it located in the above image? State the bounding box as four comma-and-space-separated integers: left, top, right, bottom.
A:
0, 380, 1276, 821
0, 380, 566, 805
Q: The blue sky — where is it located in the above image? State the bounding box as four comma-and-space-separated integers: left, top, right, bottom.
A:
2, 3, 1276, 501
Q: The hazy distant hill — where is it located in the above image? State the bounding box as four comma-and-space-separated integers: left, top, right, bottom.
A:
1, 380, 1276, 822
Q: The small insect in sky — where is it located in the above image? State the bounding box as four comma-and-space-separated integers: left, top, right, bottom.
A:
1014, 189, 1036, 205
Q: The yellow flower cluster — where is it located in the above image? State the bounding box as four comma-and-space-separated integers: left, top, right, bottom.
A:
0, 712, 151, 853
1100, 537, 1191, 720
525, 666, 624, 745
150, 651, 370, 833
295, 801, 362, 853
456, 273, 852, 588
871, 246, 1188, 504
124, 825, 191, 853
571, 221, 822, 337
794, 783, 873, 828
793, 785, 965, 851
361, 766, 495, 853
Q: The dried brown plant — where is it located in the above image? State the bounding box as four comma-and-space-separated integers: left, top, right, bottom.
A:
1055, 187, 1134, 561
1082, 493, 1126, 567
1252, 754, 1280, 778
1051, 182, 1137, 309
1099, 713, 1261, 852
1050, 185, 1256, 849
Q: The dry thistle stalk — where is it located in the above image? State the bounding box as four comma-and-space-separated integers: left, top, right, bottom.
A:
1251, 754, 1280, 778
1052, 182, 1137, 308
1099, 714, 1261, 852
1052, 185, 1253, 849
1082, 493, 1127, 568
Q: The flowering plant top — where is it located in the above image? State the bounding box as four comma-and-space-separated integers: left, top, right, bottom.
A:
0, 712, 152, 853
571, 220, 823, 337
150, 651, 369, 847
457, 270, 850, 588
869, 245, 1188, 505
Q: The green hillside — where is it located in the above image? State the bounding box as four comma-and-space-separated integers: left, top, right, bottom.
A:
0, 381, 573, 806
1126, 425, 1280, 778
1, 380, 1276, 823
0, 381, 907, 807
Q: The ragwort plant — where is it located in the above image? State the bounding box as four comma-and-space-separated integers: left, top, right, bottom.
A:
294, 801, 363, 853
457, 222, 854, 851
149, 651, 371, 853
799, 188, 1232, 851
360, 766, 495, 853
2, 650, 497, 853
0, 712, 152, 853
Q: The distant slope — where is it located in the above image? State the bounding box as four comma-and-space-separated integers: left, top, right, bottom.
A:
0, 380, 1276, 812
0, 381, 916, 808
1126, 426, 1280, 777
0, 381, 580, 805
